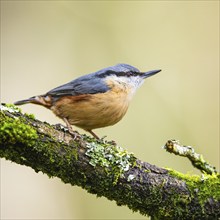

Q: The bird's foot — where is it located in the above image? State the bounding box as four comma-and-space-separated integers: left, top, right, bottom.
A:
67, 128, 81, 140
54, 123, 80, 140
54, 123, 69, 132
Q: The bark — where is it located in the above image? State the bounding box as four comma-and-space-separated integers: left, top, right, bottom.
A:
0, 104, 220, 220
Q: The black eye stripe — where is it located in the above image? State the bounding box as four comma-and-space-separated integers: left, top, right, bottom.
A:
98, 70, 142, 78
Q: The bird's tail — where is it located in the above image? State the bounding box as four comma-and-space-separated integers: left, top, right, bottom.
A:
14, 97, 37, 105
14, 95, 52, 108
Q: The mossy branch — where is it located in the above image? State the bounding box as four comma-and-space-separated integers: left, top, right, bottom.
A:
0, 104, 220, 220
164, 139, 217, 175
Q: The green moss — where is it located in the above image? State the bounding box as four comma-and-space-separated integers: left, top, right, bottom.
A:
0, 109, 39, 166
85, 139, 135, 185
1, 103, 35, 121
0, 116, 38, 146
24, 113, 36, 120
147, 169, 220, 219
168, 169, 220, 211
67, 140, 78, 161
0, 104, 37, 146
3, 103, 22, 113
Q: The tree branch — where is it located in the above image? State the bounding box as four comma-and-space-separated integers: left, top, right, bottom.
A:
163, 139, 217, 175
0, 104, 220, 219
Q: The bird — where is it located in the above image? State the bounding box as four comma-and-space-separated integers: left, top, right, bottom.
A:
14, 64, 161, 139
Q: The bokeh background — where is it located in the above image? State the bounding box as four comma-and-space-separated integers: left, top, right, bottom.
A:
1, 1, 219, 219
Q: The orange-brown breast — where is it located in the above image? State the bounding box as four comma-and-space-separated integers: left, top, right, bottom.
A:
51, 80, 133, 130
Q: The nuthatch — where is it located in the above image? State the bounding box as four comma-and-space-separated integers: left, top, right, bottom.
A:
14, 64, 161, 139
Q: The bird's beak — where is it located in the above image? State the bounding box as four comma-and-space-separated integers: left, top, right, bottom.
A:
142, 69, 161, 79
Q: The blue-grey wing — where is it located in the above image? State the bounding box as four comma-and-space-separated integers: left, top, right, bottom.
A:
46, 74, 109, 97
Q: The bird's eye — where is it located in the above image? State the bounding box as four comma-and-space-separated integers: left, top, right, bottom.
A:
44, 96, 51, 102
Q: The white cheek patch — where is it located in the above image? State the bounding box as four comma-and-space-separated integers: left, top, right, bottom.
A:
119, 76, 143, 89
107, 75, 142, 87
105, 75, 144, 95
117, 76, 144, 98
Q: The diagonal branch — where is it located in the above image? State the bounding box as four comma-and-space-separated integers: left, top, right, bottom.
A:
164, 139, 217, 175
0, 104, 220, 219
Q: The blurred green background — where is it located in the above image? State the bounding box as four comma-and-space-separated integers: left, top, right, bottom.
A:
1, 1, 219, 219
